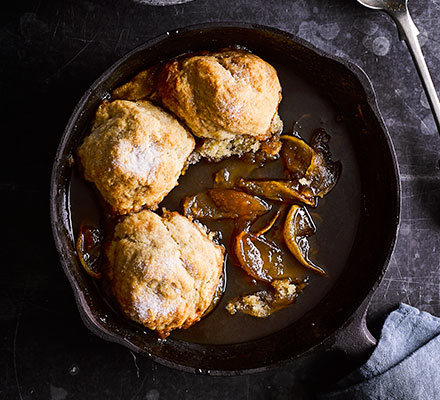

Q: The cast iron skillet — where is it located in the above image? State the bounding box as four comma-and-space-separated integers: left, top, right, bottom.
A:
50, 23, 400, 375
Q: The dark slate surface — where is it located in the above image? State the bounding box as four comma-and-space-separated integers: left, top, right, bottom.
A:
2, 0, 440, 399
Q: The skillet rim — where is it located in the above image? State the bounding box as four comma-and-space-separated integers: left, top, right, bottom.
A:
50, 21, 401, 375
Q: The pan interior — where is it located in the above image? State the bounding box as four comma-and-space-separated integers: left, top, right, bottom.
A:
55, 25, 399, 371
70, 59, 361, 344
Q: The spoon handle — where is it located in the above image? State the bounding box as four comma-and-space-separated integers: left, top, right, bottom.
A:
391, 10, 440, 134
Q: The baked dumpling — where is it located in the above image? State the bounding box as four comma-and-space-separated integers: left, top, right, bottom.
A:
157, 50, 283, 159
104, 209, 225, 337
78, 100, 195, 215
113, 50, 283, 160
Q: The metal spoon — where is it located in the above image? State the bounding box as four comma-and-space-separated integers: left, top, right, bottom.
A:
357, 0, 440, 134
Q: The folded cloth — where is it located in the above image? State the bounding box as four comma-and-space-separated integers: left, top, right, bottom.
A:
319, 304, 440, 400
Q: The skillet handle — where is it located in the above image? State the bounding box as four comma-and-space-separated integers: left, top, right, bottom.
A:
330, 295, 376, 360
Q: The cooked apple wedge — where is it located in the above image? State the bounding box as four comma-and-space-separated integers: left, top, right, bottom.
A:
283, 205, 326, 276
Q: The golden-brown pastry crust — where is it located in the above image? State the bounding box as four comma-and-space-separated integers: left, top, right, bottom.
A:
111, 50, 283, 161
104, 210, 224, 337
77, 100, 195, 215
112, 65, 160, 102
157, 50, 283, 142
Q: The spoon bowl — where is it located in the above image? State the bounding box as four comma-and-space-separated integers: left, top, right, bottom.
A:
357, 0, 407, 12
357, 0, 440, 135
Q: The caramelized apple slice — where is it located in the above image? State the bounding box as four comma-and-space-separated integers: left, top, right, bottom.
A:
225, 278, 307, 317
253, 207, 283, 237
281, 130, 341, 198
234, 230, 285, 282
76, 224, 103, 279
283, 205, 326, 276
241, 136, 283, 164
182, 192, 236, 220
309, 129, 342, 197
214, 168, 234, 189
213, 160, 260, 189
183, 189, 270, 221
280, 135, 314, 179
238, 179, 316, 207
208, 189, 270, 219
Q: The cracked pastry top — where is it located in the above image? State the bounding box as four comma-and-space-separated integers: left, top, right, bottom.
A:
113, 50, 283, 160
104, 209, 225, 337
77, 99, 195, 215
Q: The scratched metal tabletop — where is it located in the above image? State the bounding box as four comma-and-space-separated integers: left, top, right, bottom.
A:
2, 0, 440, 399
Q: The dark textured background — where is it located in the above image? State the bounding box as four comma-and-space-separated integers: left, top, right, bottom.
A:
2, 0, 440, 399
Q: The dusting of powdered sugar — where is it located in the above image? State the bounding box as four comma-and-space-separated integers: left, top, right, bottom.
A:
132, 256, 186, 322
116, 139, 160, 182
134, 289, 163, 320
133, 287, 180, 323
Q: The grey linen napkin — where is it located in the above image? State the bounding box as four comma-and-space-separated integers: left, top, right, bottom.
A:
319, 303, 440, 400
